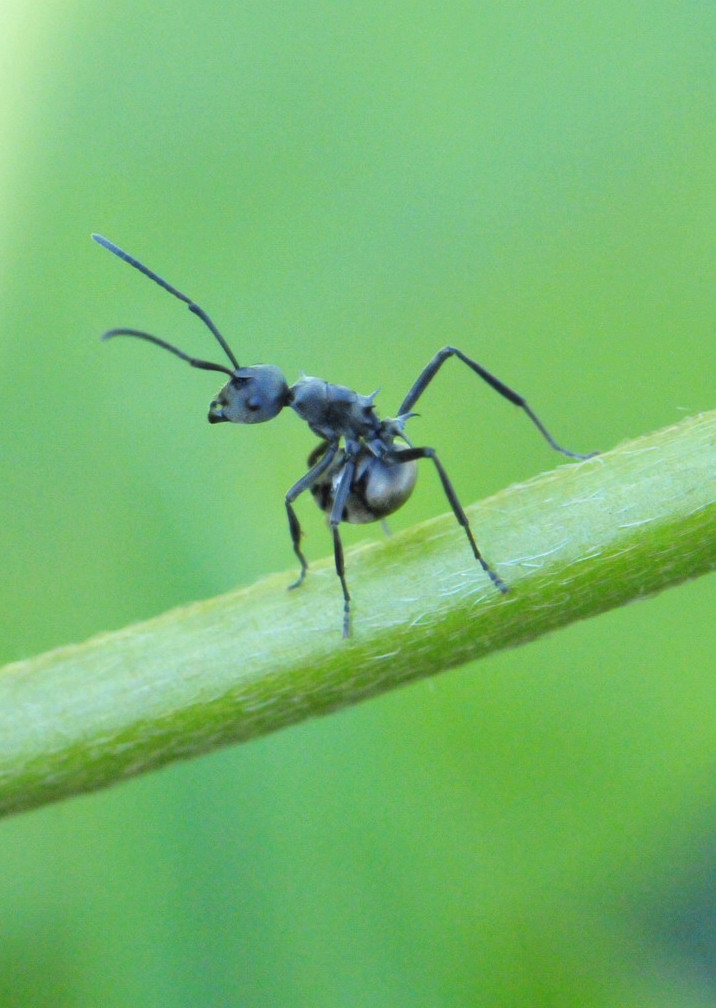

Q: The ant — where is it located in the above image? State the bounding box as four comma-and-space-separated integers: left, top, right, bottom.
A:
93, 234, 596, 637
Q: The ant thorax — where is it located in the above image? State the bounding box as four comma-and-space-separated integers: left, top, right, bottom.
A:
288, 376, 382, 443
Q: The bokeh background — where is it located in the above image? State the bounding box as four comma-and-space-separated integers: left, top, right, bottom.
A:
1, 1, 715, 1004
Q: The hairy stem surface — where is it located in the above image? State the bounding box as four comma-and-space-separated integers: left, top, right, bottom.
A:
0, 411, 714, 818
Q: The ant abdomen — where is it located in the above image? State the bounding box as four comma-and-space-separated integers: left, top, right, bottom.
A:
309, 445, 418, 524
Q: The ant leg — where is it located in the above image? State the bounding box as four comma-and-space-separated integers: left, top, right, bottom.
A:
285, 442, 339, 590
285, 503, 308, 589
398, 346, 596, 460
328, 455, 357, 637
389, 446, 509, 595
331, 526, 351, 638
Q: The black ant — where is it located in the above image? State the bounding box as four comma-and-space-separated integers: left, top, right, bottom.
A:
93, 234, 596, 636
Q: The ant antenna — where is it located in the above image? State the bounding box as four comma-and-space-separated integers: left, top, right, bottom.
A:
92, 234, 240, 370
101, 328, 235, 376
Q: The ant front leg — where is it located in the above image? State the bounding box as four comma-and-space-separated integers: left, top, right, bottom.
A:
388, 446, 509, 595
285, 442, 339, 590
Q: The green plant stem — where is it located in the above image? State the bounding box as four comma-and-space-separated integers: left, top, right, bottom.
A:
1, 411, 714, 818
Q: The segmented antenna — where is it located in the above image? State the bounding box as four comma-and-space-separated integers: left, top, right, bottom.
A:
100, 327, 235, 376
91, 234, 240, 370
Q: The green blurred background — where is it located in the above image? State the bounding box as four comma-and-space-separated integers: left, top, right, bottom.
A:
1, 0, 715, 1004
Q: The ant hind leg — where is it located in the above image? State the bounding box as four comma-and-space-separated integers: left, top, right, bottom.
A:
388, 445, 509, 595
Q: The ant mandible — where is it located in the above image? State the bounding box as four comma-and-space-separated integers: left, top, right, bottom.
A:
93, 234, 596, 637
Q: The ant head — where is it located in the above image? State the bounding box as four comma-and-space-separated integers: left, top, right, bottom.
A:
94, 235, 289, 425
209, 365, 290, 424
